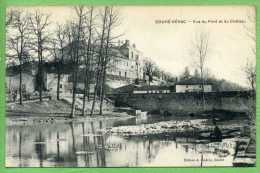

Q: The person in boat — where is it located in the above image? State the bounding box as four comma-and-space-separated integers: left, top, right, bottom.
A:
210, 118, 223, 142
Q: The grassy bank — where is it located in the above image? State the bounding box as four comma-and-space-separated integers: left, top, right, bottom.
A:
7, 99, 115, 116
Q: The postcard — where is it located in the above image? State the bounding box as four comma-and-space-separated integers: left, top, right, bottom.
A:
5, 6, 256, 167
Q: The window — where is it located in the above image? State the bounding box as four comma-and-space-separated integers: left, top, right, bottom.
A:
125, 72, 127, 78
119, 71, 121, 77
60, 84, 62, 89
131, 52, 133, 59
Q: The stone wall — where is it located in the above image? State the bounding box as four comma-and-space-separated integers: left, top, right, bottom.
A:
111, 91, 254, 115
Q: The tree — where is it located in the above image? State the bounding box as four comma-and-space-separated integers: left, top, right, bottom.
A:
90, 7, 109, 116
243, 10, 256, 141
153, 65, 161, 79
29, 10, 51, 102
82, 7, 95, 116
244, 59, 256, 91
194, 68, 200, 78
163, 72, 176, 83
99, 7, 121, 115
243, 8, 256, 140
243, 10, 256, 91
51, 24, 67, 100
7, 10, 30, 105
191, 31, 210, 109
143, 58, 155, 86
180, 66, 191, 80
69, 6, 87, 118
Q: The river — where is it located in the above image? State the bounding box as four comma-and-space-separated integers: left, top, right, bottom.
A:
6, 116, 238, 167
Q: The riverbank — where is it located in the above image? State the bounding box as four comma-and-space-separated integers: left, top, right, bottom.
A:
6, 99, 136, 125
7, 99, 115, 116
6, 113, 135, 126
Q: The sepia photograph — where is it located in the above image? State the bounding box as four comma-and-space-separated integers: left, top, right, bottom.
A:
5, 6, 256, 167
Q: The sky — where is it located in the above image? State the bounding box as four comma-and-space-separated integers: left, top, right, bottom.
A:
8, 6, 256, 87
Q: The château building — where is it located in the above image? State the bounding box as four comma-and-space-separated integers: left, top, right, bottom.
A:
106, 40, 144, 82
5, 39, 147, 99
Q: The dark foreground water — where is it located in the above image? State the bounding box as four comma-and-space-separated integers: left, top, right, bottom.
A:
6, 116, 237, 167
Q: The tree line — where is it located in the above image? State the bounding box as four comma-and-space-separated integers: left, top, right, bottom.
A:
142, 58, 176, 85
6, 6, 121, 117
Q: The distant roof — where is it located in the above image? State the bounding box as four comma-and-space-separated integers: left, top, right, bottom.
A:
176, 77, 213, 85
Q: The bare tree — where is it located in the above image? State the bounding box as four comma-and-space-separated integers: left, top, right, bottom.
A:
244, 60, 256, 91
82, 7, 95, 116
152, 65, 161, 79
99, 7, 121, 115
180, 66, 191, 81
163, 72, 176, 83
70, 6, 87, 118
29, 10, 51, 102
90, 7, 109, 116
143, 58, 155, 86
51, 24, 67, 100
243, 10, 256, 91
65, 22, 78, 117
243, 10, 256, 141
7, 10, 30, 104
191, 31, 210, 109
194, 68, 200, 78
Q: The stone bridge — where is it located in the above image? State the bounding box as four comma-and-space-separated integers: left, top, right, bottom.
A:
108, 91, 255, 115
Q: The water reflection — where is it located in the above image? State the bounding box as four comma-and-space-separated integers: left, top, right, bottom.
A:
34, 131, 46, 167
6, 117, 236, 167
18, 131, 22, 167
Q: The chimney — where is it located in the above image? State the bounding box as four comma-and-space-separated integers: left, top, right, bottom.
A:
132, 43, 136, 48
